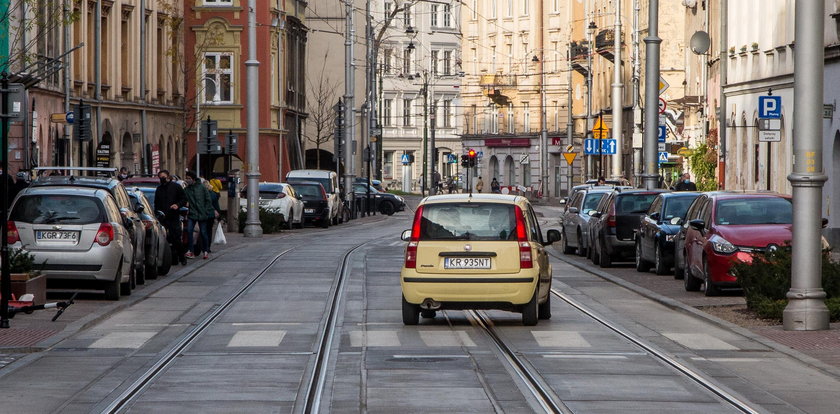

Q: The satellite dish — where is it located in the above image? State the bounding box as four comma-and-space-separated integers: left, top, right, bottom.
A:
690, 31, 711, 55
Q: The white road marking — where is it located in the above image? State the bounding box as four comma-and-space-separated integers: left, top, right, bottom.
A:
691, 357, 764, 362
227, 330, 287, 347
392, 355, 470, 359
89, 332, 157, 349
664, 333, 739, 350
542, 354, 628, 360
531, 331, 591, 348
350, 330, 401, 347
420, 331, 477, 347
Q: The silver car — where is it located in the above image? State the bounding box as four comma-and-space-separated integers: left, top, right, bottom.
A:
8, 187, 136, 300
560, 187, 612, 256
127, 188, 172, 278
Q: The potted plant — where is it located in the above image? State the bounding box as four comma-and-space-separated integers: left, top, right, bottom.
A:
740, 45, 748, 53
751, 42, 759, 51
728, 46, 735, 56
8, 248, 47, 304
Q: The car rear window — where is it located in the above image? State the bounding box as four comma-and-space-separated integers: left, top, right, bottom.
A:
288, 177, 332, 193
616, 194, 659, 214
715, 198, 792, 225
582, 193, 605, 212
663, 196, 698, 220
294, 185, 323, 198
419, 203, 517, 241
10, 195, 105, 224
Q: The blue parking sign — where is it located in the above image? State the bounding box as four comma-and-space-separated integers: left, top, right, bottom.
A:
658, 125, 667, 142
758, 96, 781, 119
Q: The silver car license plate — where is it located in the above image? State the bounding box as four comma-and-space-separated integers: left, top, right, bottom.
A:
305, 208, 315, 213
36, 230, 79, 242
443, 257, 491, 269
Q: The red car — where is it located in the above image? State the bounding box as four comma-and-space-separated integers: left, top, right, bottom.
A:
682, 192, 792, 296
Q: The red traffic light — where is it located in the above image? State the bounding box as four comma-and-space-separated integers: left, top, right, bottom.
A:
468, 149, 476, 157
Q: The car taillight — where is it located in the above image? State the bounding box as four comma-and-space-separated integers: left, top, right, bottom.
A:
142, 219, 153, 230
606, 203, 617, 227
320, 187, 328, 199
404, 206, 424, 269
7, 221, 20, 244
514, 206, 533, 269
96, 223, 114, 246
277, 192, 286, 199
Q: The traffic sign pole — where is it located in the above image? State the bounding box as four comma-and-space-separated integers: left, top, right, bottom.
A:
642, 0, 662, 190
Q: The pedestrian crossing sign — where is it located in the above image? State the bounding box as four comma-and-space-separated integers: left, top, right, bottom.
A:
658, 152, 669, 163
401, 154, 411, 164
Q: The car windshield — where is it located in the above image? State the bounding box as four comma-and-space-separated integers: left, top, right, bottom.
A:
715, 198, 792, 225
11, 195, 105, 224
662, 196, 698, 221
295, 185, 323, 198
288, 177, 332, 193
582, 193, 606, 213
419, 203, 518, 241
616, 194, 659, 214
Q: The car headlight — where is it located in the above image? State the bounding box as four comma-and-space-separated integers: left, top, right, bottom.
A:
709, 235, 738, 254
665, 234, 676, 242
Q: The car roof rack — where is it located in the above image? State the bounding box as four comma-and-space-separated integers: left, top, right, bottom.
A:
34, 166, 117, 177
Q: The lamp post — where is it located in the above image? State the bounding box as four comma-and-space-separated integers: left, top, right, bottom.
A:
611, 0, 624, 181
586, 20, 597, 180
243, 0, 262, 237
196, 76, 220, 176
532, 53, 549, 198
641, 0, 661, 190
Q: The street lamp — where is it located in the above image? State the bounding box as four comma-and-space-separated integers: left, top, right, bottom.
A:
531, 53, 548, 198
587, 20, 597, 180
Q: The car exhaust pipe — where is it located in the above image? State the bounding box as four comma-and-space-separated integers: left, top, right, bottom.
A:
420, 298, 441, 310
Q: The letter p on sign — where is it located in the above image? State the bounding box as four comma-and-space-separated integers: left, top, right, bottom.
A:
759, 96, 782, 119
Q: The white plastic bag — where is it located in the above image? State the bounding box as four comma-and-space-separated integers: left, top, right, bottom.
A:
213, 221, 227, 245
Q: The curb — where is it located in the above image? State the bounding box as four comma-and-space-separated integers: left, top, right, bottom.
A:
549, 248, 840, 379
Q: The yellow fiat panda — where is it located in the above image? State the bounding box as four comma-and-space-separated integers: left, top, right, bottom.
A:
400, 194, 560, 326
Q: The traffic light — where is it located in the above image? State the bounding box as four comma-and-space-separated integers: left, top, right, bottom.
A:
333, 99, 345, 162
467, 149, 477, 168
74, 101, 92, 141
460, 154, 469, 168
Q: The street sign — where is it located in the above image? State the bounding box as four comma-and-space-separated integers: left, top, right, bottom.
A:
759, 130, 782, 142
600, 139, 617, 155
584, 138, 600, 155
658, 125, 667, 142
566, 144, 574, 153
447, 153, 457, 164
65, 111, 75, 124
563, 153, 577, 165
659, 76, 669, 95
50, 113, 67, 123
658, 152, 669, 163
824, 104, 835, 119
678, 147, 691, 156
401, 153, 411, 164
519, 153, 530, 165
658, 98, 667, 114
592, 117, 609, 139
658, 142, 666, 152
370, 126, 382, 136
758, 95, 782, 119
758, 118, 781, 131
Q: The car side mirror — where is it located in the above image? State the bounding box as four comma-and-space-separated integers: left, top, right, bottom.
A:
649, 212, 660, 221
135, 204, 145, 214
122, 216, 133, 229
590, 211, 602, 218
822, 218, 829, 228
545, 229, 561, 245
401, 229, 412, 241
568, 207, 579, 214
670, 217, 683, 225
559, 198, 568, 205
689, 219, 705, 231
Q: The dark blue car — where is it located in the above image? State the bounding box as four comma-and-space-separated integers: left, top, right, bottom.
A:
635, 192, 700, 275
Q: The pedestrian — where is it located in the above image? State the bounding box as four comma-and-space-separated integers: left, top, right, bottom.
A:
674, 172, 698, 191
432, 170, 442, 194
117, 167, 131, 181
597, 176, 606, 185
155, 170, 188, 265
205, 178, 223, 252
491, 177, 501, 193
475, 176, 484, 193
183, 171, 218, 259
445, 176, 455, 193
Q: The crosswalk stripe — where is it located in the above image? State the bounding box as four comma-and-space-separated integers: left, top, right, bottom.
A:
89, 332, 156, 349
350, 330, 401, 347
531, 331, 591, 348
664, 333, 738, 350
420, 331, 477, 347
227, 330, 287, 347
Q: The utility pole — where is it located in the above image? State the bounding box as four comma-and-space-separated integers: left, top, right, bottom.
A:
140, 0, 148, 174
611, 0, 624, 181
784, 0, 829, 331
243, 0, 262, 237
538, 0, 548, 198
63, 0, 72, 167
344, 0, 356, 217
93, 0, 101, 169
719, 0, 728, 189
641, 0, 661, 190
586, 15, 595, 181
631, 0, 642, 185
566, 44, 574, 196
421, 74, 428, 196
430, 98, 436, 196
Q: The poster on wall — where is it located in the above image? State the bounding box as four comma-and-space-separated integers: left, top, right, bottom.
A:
95, 143, 110, 176
151, 145, 160, 175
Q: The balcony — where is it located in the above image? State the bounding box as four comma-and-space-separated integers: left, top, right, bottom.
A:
570, 41, 589, 62
595, 29, 622, 62
479, 74, 517, 89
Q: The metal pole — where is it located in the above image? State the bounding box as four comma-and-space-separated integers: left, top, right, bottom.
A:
344, 0, 356, 218
783, 0, 829, 331
64, 0, 71, 167
566, 42, 574, 196
430, 87, 436, 196
93, 0, 101, 169
719, 0, 728, 189
641, 0, 661, 190
539, 0, 548, 198
632, 0, 642, 185
586, 15, 594, 181
140, 0, 148, 174
422, 76, 428, 196
1, 73, 10, 328
243, 0, 262, 237
196, 92, 200, 174
611, 0, 624, 181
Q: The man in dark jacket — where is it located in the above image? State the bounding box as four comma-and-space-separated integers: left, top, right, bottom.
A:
674, 173, 698, 191
155, 170, 188, 265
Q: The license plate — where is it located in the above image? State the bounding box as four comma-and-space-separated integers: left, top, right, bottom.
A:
305, 208, 315, 213
443, 257, 491, 269
36, 230, 79, 242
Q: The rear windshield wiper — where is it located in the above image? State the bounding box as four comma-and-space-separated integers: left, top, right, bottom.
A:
44, 216, 81, 223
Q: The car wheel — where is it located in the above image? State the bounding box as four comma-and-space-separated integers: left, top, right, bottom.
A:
158, 244, 172, 276
561, 230, 575, 254
684, 258, 702, 291
420, 310, 436, 319
380, 201, 395, 216
321, 216, 330, 228
136, 262, 146, 285
104, 263, 122, 301
402, 295, 420, 325
538, 293, 551, 320
522, 287, 539, 326
703, 258, 721, 297
576, 229, 587, 257
654, 244, 669, 275
121, 266, 134, 296
598, 237, 612, 268
635, 240, 651, 272
145, 259, 158, 281
590, 239, 600, 264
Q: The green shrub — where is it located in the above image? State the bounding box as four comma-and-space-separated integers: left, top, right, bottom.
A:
237, 207, 286, 234
9, 248, 44, 275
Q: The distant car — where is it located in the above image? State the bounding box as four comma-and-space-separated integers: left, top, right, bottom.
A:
127, 188, 172, 278
352, 183, 405, 215
588, 189, 669, 267
291, 181, 331, 228
400, 194, 560, 326
8, 187, 135, 300
240, 182, 304, 229
559, 187, 612, 257
286, 170, 341, 225
635, 192, 700, 275
122, 175, 163, 189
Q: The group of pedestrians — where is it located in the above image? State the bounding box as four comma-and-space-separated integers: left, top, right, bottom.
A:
154, 169, 222, 266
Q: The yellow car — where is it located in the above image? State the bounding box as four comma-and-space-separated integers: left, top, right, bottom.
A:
400, 194, 561, 326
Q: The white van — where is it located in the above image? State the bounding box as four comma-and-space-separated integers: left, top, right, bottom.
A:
286, 170, 341, 225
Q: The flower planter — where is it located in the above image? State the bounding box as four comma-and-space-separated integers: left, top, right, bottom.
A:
9, 273, 47, 304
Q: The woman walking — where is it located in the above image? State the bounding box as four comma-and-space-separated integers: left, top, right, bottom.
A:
184, 171, 218, 259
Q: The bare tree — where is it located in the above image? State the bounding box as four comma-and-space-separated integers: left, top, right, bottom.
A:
1, 0, 78, 75
305, 52, 340, 169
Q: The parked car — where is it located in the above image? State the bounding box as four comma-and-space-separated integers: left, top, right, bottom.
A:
291, 181, 331, 228
400, 194, 560, 326
240, 182, 304, 229
635, 192, 700, 275
31, 169, 147, 287
122, 175, 163, 189
588, 189, 669, 267
8, 187, 135, 300
127, 187, 172, 278
352, 183, 406, 215
286, 170, 341, 225
680, 192, 797, 296
559, 186, 612, 256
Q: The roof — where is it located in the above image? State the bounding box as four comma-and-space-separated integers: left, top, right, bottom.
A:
709, 191, 790, 200
19, 185, 108, 198
31, 175, 118, 190
421, 193, 525, 205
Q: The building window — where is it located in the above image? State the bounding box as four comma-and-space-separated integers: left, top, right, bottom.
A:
404, 5, 411, 27
384, 151, 394, 179
491, 0, 497, 18
553, 0, 559, 12
553, 100, 559, 130
203, 52, 233, 103
383, 99, 393, 126
523, 102, 530, 133
431, 4, 438, 27
443, 99, 452, 128
507, 0, 513, 17
507, 103, 514, 133
522, 0, 529, 16
403, 48, 412, 74
431, 50, 438, 75
471, 104, 477, 134
203, 0, 233, 5
383, 48, 393, 74
443, 50, 452, 75
403, 98, 413, 126
523, 163, 531, 186
472, 0, 477, 19
491, 105, 498, 133
443, 4, 452, 27
384, 2, 392, 18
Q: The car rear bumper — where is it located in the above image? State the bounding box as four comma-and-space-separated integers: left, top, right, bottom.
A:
21, 245, 124, 282
400, 269, 538, 305
605, 236, 635, 258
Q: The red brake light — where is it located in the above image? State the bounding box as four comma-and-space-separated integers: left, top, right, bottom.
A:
514, 206, 533, 269
277, 192, 286, 199
7, 221, 20, 244
96, 223, 114, 246
607, 203, 617, 227
410, 206, 424, 241
320, 186, 328, 199
404, 206, 424, 269
142, 219, 153, 230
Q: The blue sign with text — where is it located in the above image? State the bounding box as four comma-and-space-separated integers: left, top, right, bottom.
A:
758, 96, 782, 119
584, 139, 600, 155
600, 139, 617, 155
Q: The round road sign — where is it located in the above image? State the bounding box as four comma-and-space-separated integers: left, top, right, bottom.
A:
658, 98, 667, 114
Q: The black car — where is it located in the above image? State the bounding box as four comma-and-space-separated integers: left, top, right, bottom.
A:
635, 192, 700, 275
292, 181, 331, 228
589, 189, 669, 267
352, 183, 405, 215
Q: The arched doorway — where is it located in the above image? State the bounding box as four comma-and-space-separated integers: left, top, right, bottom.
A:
305, 148, 337, 171
489, 155, 499, 181
121, 132, 134, 173
504, 155, 515, 186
